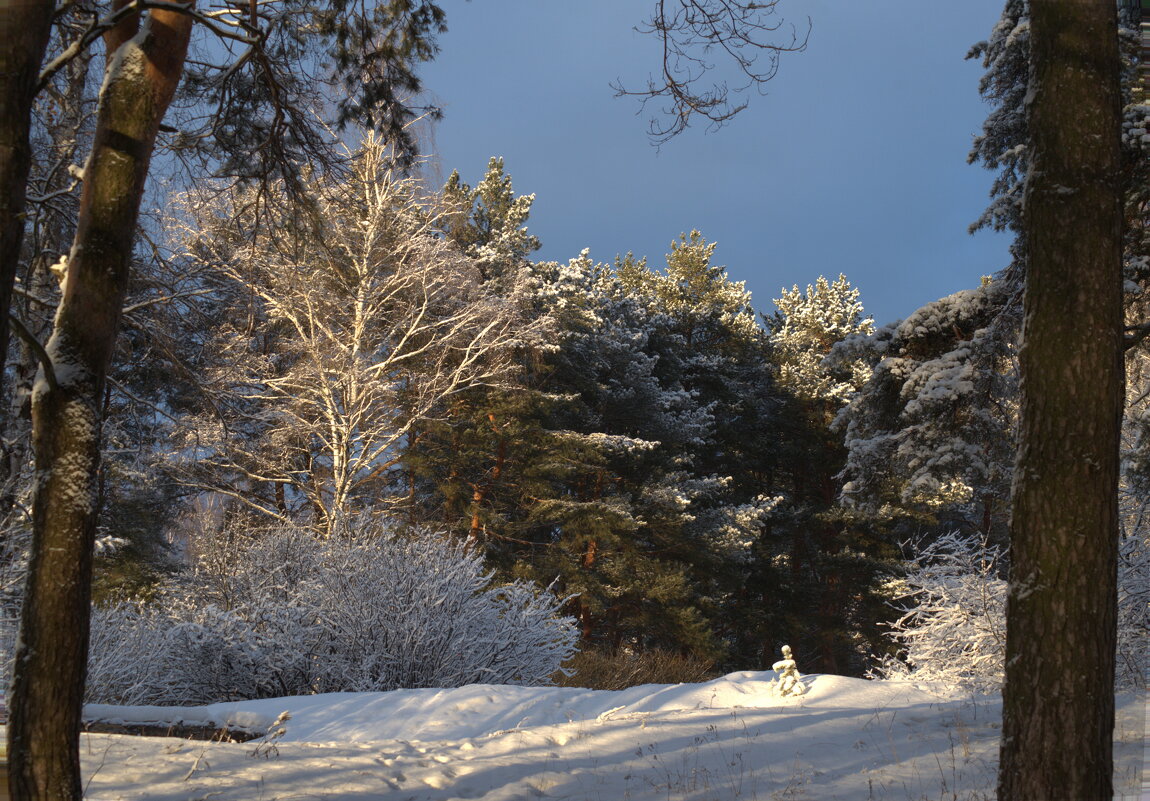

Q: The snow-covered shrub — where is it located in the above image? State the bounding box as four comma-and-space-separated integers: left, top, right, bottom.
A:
87, 602, 167, 705
285, 529, 578, 693
0, 521, 29, 692
875, 528, 1147, 692
87, 524, 578, 704
874, 531, 1007, 693
89, 601, 290, 704
1116, 525, 1149, 688
1, 521, 132, 693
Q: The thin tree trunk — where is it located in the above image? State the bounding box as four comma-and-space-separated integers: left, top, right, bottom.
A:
578, 538, 598, 641
0, 0, 55, 432
7, 3, 193, 798
581, 538, 598, 569
998, 2, 1124, 799
467, 416, 506, 548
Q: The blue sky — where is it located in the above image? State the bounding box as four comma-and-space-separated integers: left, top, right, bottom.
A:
418, 1, 1013, 327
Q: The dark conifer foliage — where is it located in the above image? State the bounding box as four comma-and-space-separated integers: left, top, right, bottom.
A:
754, 276, 897, 675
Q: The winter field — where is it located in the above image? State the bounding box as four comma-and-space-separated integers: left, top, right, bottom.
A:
78, 673, 1147, 801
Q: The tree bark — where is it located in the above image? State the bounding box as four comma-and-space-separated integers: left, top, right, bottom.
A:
7, 3, 194, 798
998, 2, 1124, 800
0, 0, 55, 431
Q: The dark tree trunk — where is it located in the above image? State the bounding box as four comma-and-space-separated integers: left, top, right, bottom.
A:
0, 0, 55, 430
998, 2, 1124, 800
7, 3, 194, 798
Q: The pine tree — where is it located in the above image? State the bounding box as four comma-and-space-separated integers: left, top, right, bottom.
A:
970, 1, 1126, 796
755, 274, 894, 675
832, 280, 1018, 545
505, 252, 725, 656
441, 157, 541, 289
635, 231, 772, 491
403, 158, 549, 553
418, 232, 783, 659
614, 234, 784, 662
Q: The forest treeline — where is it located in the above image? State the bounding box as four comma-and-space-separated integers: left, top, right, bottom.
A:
0, 0, 1146, 697
5, 136, 1147, 687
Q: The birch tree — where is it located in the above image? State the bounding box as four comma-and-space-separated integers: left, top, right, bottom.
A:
175, 139, 532, 539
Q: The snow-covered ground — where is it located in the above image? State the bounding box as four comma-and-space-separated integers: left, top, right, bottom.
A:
80, 673, 1147, 800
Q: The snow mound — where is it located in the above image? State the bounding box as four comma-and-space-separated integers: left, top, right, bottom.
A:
85, 672, 946, 744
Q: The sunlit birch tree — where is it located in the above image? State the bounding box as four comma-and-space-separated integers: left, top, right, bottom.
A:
174, 138, 536, 539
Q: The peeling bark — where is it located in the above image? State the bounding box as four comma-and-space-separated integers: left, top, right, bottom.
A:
7, 2, 194, 798
998, 2, 1124, 799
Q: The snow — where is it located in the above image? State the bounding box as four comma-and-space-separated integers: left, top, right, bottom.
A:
97, 21, 150, 103
76, 672, 1148, 800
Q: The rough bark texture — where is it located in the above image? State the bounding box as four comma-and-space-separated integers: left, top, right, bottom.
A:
7, 3, 194, 798
998, 2, 1124, 800
0, 0, 55, 428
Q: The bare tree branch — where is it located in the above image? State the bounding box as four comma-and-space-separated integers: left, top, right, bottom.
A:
614, 0, 809, 143
7, 313, 57, 393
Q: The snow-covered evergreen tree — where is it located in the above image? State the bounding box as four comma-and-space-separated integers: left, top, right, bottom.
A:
417, 232, 782, 659
770, 274, 873, 408
832, 280, 1017, 544
751, 273, 895, 675
441, 157, 542, 291
512, 248, 768, 656
616, 237, 790, 654
402, 158, 551, 548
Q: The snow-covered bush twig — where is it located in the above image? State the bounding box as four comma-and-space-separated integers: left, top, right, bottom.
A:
1116, 517, 1149, 688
